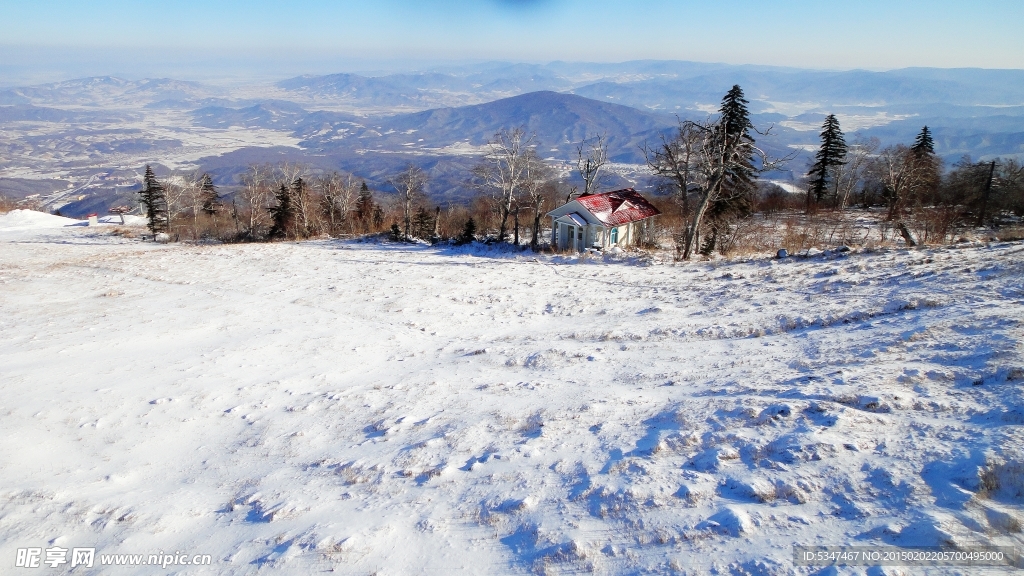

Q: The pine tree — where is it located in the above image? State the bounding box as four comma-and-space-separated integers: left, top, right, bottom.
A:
138, 165, 169, 234
912, 126, 935, 157
807, 114, 848, 205
720, 85, 754, 144
356, 182, 383, 233
457, 218, 477, 245
411, 206, 434, 239
199, 173, 221, 215
910, 126, 941, 203
268, 182, 295, 239
355, 182, 374, 222
713, 85, 757, 218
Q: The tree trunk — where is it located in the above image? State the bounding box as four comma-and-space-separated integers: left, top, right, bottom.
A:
897, 221, 918, 246
531, 196, 541, 251
682, 177, 722, 260
676, 175, 690, 216
498, 192, 513, 241
977, 160, 997, 227
404, 195, 411, 240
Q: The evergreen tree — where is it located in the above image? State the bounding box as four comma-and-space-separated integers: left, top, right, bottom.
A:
138, 165, 169, 234
268, 182, 295, 239
910, 126, 941, 203
720, 85, 754, 143
199, 173, 221, 215
713, 85, 757, 218
411, 206, 434, 239
457, 218, 477, 245
807, 114, 848, 205
912, 126, 935, 157
355, 182, 374, 223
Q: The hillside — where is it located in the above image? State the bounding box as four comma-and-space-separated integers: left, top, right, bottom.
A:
0, 221, 1022, 574
302, 91, 677, 163
5, 61, 1024, 216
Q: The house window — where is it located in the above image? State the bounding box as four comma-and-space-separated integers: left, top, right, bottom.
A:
610, 227, 618, 244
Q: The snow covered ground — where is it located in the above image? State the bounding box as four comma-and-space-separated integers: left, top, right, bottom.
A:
1, 219, 1022, 575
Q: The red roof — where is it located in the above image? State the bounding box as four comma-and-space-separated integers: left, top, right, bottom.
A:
575, 189, 661, 226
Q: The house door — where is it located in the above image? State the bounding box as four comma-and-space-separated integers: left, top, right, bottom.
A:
566, 225, 574, 250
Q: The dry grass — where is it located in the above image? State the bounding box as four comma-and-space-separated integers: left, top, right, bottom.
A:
996, 227, 1024, 242
0, 194, 17, 213
978, 460, 1024, 501
108, 227, 144, 239
676, 207, 1012, 258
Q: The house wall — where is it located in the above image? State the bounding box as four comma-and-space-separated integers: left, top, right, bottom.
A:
549, 208, 653, 251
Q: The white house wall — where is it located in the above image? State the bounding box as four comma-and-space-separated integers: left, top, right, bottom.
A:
547, 201, 602, 226
548, 199, 653, 251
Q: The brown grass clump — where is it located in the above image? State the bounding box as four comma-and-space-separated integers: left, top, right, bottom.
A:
978, 460, 1024, 501
0, 194, 18, 213
995, 227, 1024, 242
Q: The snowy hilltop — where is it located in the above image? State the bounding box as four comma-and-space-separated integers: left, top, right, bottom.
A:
0, 220, 1022, 574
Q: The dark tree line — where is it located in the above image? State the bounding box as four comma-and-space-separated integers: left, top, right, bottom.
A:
799, 114, 1023, 244
136, 85, 1023, 252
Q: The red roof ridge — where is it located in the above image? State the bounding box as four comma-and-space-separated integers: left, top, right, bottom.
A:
572, 188, 660, 226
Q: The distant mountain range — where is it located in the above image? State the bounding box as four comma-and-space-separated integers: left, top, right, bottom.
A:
0, 76, 224, 107
2, 60, 1023, 215
266, 64, 1024, 166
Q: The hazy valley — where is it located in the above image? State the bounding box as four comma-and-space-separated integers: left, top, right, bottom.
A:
3, 61, 1024, 217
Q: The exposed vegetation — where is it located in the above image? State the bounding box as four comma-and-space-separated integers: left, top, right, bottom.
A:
117, 85, 1024, 255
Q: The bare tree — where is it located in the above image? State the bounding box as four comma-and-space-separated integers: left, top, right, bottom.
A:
869, 144, 939, 245
160, 173, 199, 238
472, 127, 534, 242
315, 171, 360, 235
240, 163, 275, 237
389, 164, 427, 240
275, 162, 313, 235
519, 148, 554, 250
173, 171, 208, 239
574, 133, 609, 200
649, 118, 788, 259
644, 120, 703, 215
833, 136, 879, 211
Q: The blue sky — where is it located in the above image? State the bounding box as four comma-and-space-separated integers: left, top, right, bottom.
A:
1, 0, 1022, 78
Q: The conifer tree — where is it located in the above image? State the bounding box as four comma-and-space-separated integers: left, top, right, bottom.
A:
720, 85, 754, 145
138, 165, 169, 234
696, 85, 758, 253
713, 85, 757, 217
355, 182, 374, 223
910, 126, 941, 203
806, 114, 848, 206
268, 182, 295, 239
199, 173, 221, 215
458, 218, 477, 245
912, 126, 935, 157
411, 206, 434, 239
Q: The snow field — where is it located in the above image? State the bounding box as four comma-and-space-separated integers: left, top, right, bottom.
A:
0, 209, 82, 231
0, 225, 1022, 574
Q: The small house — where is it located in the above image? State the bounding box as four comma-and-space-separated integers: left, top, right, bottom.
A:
547, 188, 661, 251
